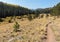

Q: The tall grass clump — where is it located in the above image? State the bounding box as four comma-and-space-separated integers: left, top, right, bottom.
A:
13, 22, 20, 32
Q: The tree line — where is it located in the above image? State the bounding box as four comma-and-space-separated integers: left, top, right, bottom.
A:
0, 2, 32, 18
0, 2, 60, 18
51, 2, 60, 16
0, 2, 51, 18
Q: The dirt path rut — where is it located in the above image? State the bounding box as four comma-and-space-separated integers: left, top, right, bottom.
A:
46, 22, 56, 42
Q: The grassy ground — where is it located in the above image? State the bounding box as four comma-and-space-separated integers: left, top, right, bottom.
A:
0, 14, 60, 42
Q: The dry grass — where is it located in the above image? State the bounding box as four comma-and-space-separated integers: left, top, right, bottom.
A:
0, 14, 60, 42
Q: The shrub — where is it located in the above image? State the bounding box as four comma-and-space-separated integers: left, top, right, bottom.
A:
8, 17, 13, 23
28, 14, 33, 21
17, 16, 21, 19
8, 19, 12, 23
35, 13, 40, 18
46, 14, 49, 17
0, 18, 3, 22
13, 22, 20, 32
41, 15, 44, 18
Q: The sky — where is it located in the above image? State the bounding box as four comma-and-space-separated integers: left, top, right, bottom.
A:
0, 0, 60, 9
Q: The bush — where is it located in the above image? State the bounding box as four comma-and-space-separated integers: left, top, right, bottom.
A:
28, 14, 33, 21
8, 19, 12, 23
41, 15, 44, 18
13, 22, 20, 32
8, 17, 13, 23
46, 14, 49, 17
17, 16, 21, 19
0, 18, 3, 22
35, 14, 40, 18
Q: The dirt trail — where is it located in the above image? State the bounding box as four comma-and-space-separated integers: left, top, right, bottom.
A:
46, 22, 56, 42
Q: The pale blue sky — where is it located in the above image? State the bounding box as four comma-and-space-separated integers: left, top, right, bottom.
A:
0, 0, 60, 9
